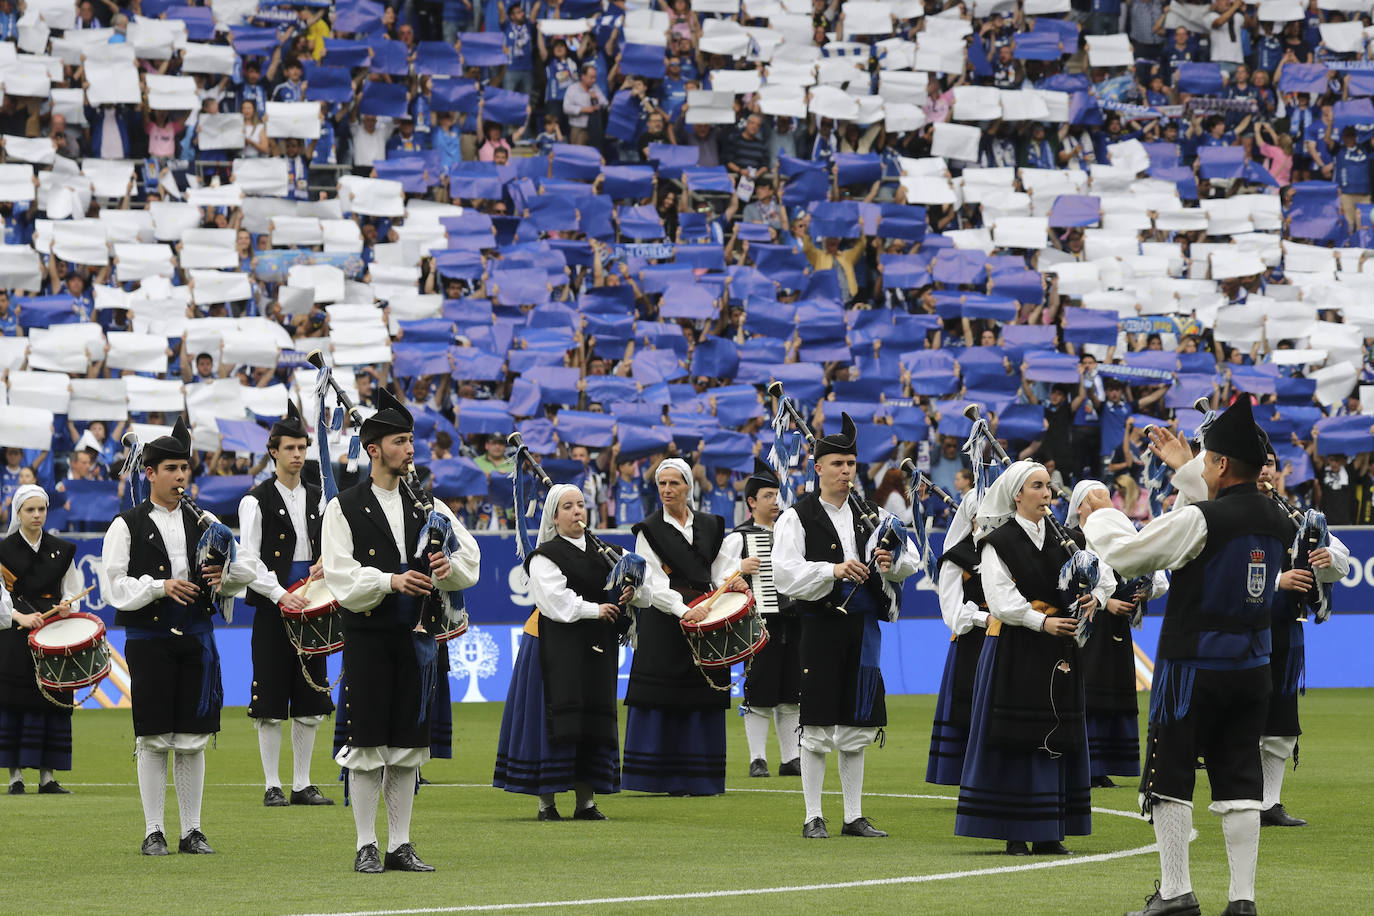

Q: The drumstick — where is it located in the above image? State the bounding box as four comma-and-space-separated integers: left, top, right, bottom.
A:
694, 570, 743, 615
39, 585, 97, 621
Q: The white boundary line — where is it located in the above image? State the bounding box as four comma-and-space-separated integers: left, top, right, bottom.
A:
268, 786, 1162, 916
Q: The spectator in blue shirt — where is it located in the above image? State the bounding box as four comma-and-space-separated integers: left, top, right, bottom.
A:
542, 38, 578, 110
502, 2, 534, 96
1098, 379, 1132, 475
1335, 126, 1372, 230
272, 58, 306, 102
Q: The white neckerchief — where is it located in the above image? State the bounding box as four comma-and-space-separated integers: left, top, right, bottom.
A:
370, 483, 407, 561
275, 477, 312, 561
149, 500, 191, 580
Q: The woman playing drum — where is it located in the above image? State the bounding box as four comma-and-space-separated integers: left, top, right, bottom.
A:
494, 485, 661, 820
0, 484, 85, 795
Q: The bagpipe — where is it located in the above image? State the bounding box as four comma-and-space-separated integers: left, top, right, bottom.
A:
507, 432, 647, 620
963, 408, 1098, 646
173, 483, 238, 634
962, 404, 1073, 501
900, 457, 959, 582
1263, 482, 1333, 624
402, 459, 468, 638
306, 350, 364, 503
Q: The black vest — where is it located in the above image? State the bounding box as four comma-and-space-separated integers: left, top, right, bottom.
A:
246, 477, 322, 610
336, 480, 430, 630
115, 501, 214, 630
789, 491, 890, 615
938, 532, 986, 608
527, 536, 612, 602
1158, 484, 1291, 662
733, 521, 792, 612
0, 532, 75, 611
632, 509, 725, 602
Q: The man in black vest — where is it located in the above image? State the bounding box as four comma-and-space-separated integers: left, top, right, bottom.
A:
1081, 398, 1295, 916
238, 402, 334, 808
320, 387, 480, 874
717, 458, 801, 779
773, 413, 921, 839
98, 417, 256, 857
0, 484, 84, 795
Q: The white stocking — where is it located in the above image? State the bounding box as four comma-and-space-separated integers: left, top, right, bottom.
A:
8, 767, 21, 785
744, 708, 772, 762
349, 768, 382, 850
255, 719, 283, 790
383, 765, 417, 853
1259, 735, 1295, 809
774, 705, 801, 762
800, 748, 827, 822
838, 749, 865, 823
136, 749, 168, 836
39, 768, 55, 786
1221, 809, 1260, 902
290, 718, 320, 792
172, 750, 205, 838
1153, 799, 1193, 899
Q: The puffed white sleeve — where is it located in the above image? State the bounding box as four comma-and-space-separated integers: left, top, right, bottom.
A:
238, 493, 288, 604
772, 507, 837, 601
99, 515, 167, 611
1151, 570, 1170, 599
980, 541, 1046, 632
937, 559, 986, 634
1083, 504, 1210, 579
431, 498, 481, 591
713, 531, 743, 588
877, 507, 922, 583
60, 560, 84, 614
1318, 530, 1351, 584
529, 555, 601, 622
1170, 453, 1208, 509
321, 497, 395, 613
635, 532, 690, 618
1091, 556, 1116, 611
0, 584, 12, 629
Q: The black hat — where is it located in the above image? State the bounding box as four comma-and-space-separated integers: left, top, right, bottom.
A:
270, 401, 309, 441
1258, 426, 1277, 464
745, 457, 780, 501
360, 387, 414, 446
814, 412, 858, 460
1202, 396, 1266, 468
143, 416, 192, 467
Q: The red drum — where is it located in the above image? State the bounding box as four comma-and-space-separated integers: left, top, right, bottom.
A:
28, 612, 112, 690
279, 577, 344, 656
680, 590, 768, 668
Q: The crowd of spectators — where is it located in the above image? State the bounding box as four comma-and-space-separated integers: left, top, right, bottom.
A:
1, 0, 1373, 538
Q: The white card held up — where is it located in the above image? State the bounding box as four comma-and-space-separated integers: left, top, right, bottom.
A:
1086, 34, 1134, 68
181, 42, 237, 76
198, 113, 247, 150
266, 101, 323, 139
930, 122, 982, 162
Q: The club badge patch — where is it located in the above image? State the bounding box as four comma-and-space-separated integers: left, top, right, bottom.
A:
1247, 549, 1266, 599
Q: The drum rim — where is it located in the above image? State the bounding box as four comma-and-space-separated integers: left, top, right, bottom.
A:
279, 577, 341, 621
434, 621, 469, 643
682, 589, 755, 633
693, 629, 769, 668
27, 611, 107, 656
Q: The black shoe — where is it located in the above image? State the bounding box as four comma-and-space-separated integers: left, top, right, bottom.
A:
264, 786, 289, 807
384, 843, 435, 872
7, 781, 22, 795
417, 771, 431, 786
803, 817, 829, 839
777, 759, 801, 776
141, 830, 169, 856
354, 843, 383, 874
290, 786, 334, 806
38, 780, 70, 794
1092, 775, 1118, 788
1031, 840, 1072, 855
177, 829, 215, 854
749, 758, 769, 778
537, 806, 562, 821
1005, 840, 1030, 856
573, 805, 608, 820
1125, 882, 1202, 916
1260, 803, 1306, 827
841, 817, 888, 837
1220, 901, 1257, 916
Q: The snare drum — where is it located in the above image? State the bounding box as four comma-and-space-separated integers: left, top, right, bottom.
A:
279, 577, 344, 656
680, 590, 769, 668
28, 612, 112, 691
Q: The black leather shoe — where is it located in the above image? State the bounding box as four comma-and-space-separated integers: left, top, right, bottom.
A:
1005, 840, 1030, 856
1260, 803, 1306, 827
537, 806, 562, 821
38, 780, 71, 794
178, 829, 215, 854
573, 805, 608, 820
141, 830, 169, 856
417, 771, 431, 785
264, 787, 289, 807
1220, 901, 1257, 916
802, 817, 829, 839
384, 843, 435, 872
290, 786, 334, 806
1031, 840, 1072, 855
354, 843, 383, 874
777, 759, 801, 776
1092, 775, 1118, 788
1125, 883, 1201, 916
749, 758, 769, 778
841, 817, 888, 837
7, 781, 22, 795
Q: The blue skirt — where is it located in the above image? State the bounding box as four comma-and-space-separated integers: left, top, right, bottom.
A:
493, 633, 620, 797
955, 634, 1092, 842
926, 641, 968, 786
0, 707, 72, 771
622, 706, 726, 796
1086, 712, 1141, 779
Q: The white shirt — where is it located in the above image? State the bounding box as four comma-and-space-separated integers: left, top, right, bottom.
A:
528, 534, 653, 623
0, 583, 12, 629
351, 118, 394, 167
99, 501, 254, 611
320, 481, 481, 614
772, 494, 922, 603
239, 479, 322, 604
979, 514, 1116, 632
937, 555, 987, 635
632, 508, 734, 619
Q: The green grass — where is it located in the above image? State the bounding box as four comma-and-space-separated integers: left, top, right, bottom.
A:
7, 691, 1373, 915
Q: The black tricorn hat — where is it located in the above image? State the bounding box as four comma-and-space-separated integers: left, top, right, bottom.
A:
745, 457, 781, 500
814, 412, 858, 460
1203, 396, 1267, 468
360, 387, 414, 446
270, 400, 310, 441
143, 416, 192, 467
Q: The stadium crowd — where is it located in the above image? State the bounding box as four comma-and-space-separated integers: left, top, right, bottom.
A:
1, 0, 1374, 537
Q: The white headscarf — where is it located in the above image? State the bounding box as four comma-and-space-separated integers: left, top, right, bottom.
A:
655, 457, 696, 506
944, 490, 980, 548
1065, 479, 1109, 530
537, 484, 584, 547
972, 459, 1041, 542
6, 484, 48, 537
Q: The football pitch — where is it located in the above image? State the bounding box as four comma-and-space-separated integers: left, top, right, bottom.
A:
7, 691, 1372, 915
